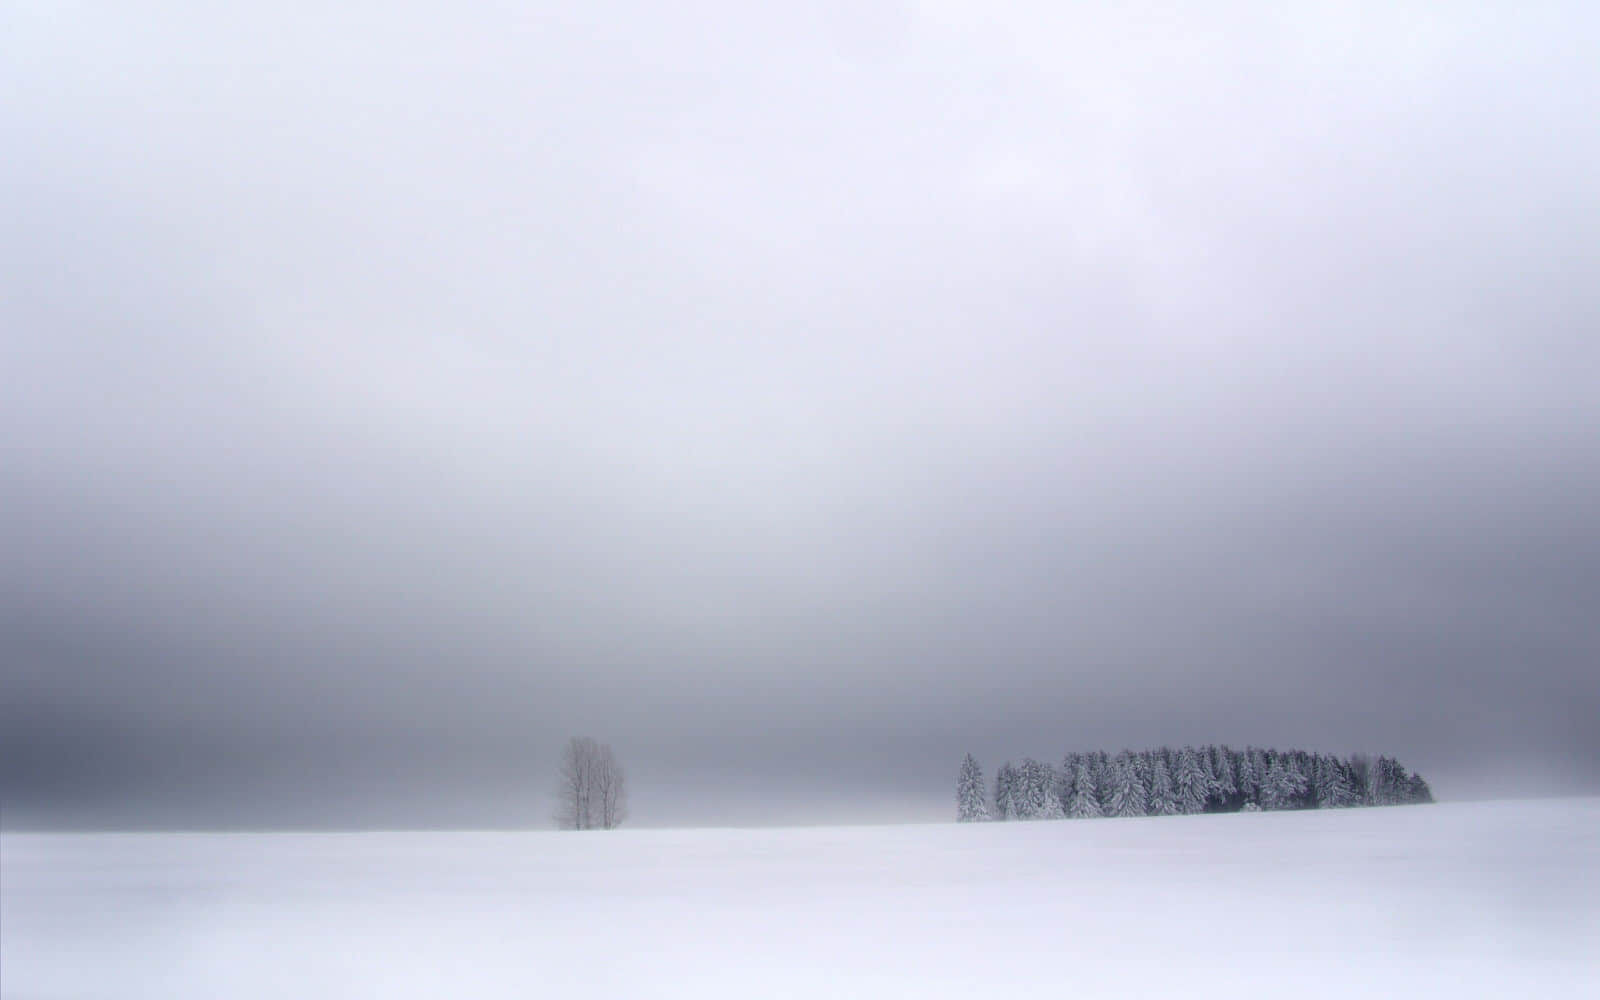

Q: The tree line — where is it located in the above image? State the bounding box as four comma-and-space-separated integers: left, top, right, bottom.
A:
957, 746, 1432, 822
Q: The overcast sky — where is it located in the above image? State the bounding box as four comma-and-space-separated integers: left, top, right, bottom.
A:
3, 1, 1597, 829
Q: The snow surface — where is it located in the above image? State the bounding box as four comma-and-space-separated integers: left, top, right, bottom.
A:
4, 798, 1597, 998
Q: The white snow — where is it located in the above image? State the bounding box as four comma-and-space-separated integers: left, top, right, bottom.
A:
4, 798, 1597, 998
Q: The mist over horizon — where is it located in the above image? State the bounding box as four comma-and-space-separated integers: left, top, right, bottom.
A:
4, 1, 1598, 831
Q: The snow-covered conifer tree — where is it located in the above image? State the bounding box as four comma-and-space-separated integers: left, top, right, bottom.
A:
1093, 752, 1115, 814
1067, 761, 1102, 818
1061, 752, 1082, 783
1173, 747, 1208, 814
1196, 748, 1218, 803
1259, 758, 1290, 810
1037, 770, 1065, 820
1404, 772, 1434, 804
1011, 759, 1063, 820
1260, 757, 1308, 810
1107, 751, 1147, 818
1146, 755, 1178, 816
1371, 756, 1396, 805
994, 761, 1017, 820
1249, 747, 1270, 789
1335, 757, 1361, 807
957, 754, 990, 821
1314, 754, 1353, 809
1234, 748, 1261, 807
1010, 760, 1038, 820
1209, 744, 1237, 810
1053, 759, 1072, 816
1287, 755, 1310, 807
1389, 759, 1411, 803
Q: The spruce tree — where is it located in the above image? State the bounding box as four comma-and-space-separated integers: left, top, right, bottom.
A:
1067, 761, 1102, 818
1390, 759, 1411, 803
1107, 751, 1147, 818
1036, 764, 1066, 820
1054, 758, 1072, 816
1011, 760, 1036, 820
1174, 747, 1208, 815
1235, 748, 1261, 807
1286, 755, 1310, 807
994, 761, 1017, 821
1196, 747, 1218, 805
1094, 752, 1115, 814
957, 753, 990, 821
1209, 745, 1237, 810
1373, 756, 1397, 805
1013, 759, 1063, 820
1134, 751, 1155, 798
1249, 747, 1270, 793
1147, 755, 1178, 816
1061, 753, 1082, 782
1260, 757, 1308, 810
1335, 757, 1360, 807
1314, 755, 1353, 809
1260, 758, 1289, 810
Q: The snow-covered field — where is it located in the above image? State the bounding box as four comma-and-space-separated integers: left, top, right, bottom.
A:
4, 798, 1596, 998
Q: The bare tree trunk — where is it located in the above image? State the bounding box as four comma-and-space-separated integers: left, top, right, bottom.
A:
595, 743, 627, 829
556, 737, 597, 830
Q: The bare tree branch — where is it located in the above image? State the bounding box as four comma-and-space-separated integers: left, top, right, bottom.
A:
555, 737, 627, 830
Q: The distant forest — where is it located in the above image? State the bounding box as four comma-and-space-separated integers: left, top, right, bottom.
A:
957, 747, 1433, 822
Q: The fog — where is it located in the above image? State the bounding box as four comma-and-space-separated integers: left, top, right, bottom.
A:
4, 1, 1597, 828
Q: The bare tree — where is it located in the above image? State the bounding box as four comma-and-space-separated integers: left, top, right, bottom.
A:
594, 742, 627, 829
555, 737, 594, 830
555, 737, 628, 830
